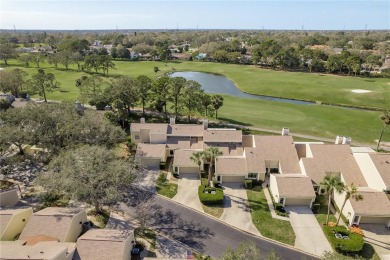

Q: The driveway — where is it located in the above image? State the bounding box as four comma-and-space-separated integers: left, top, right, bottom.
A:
360, 224, 390, 260
172, 173, 204, 212
286, 206, 332, 256
219, 183, 261, 236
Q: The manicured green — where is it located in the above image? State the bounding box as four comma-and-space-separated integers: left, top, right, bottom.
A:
247, 188, 295, 245
218, 95, 389, 144
323, 226, 364, 254
2, 59, 388, 145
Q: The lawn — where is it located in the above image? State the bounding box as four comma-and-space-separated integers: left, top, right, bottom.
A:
156, 172, 178, 199
2, 59, 389, 109
2, 59, 389, 145
218, 95, 389, 145
246, 188, 295, 245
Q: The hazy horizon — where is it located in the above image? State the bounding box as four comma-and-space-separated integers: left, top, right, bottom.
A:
1, 0, 389, 31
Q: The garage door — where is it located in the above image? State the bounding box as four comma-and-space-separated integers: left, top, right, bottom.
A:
179, 167, 198, 174
141, 158, 161, 169
285, 198, 312, 206
360, 216, 389, 225
222, 176, 245, 183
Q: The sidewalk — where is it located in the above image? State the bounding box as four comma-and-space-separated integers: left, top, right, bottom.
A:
263, 188, 290, 221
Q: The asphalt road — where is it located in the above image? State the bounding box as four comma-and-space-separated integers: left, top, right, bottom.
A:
120, 195, 318, 260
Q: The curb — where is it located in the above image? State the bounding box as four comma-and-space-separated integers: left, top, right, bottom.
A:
156, 193, 320, 259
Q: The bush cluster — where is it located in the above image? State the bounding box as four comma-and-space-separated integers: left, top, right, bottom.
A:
323, 226, 364, 254
198, 185, 224, 205
244, 179, 252, 189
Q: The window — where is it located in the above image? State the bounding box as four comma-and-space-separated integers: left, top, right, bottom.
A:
174, 167, 178, 173
353, 215, 360, 223
170, 150, 174, 155
270, 168, 279, 173
248, 173, 257, 179
217, 176, 221, 182
279, 198, 284, 204
134, 134, 140, 140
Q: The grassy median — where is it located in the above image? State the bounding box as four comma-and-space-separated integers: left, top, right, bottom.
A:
247, 188, 295, 246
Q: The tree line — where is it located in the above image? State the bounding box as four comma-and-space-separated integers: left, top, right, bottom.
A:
1, 30, 389, 77
76, 74, 224, 125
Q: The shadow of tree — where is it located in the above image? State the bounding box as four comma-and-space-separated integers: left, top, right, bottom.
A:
150, 206, 214, 251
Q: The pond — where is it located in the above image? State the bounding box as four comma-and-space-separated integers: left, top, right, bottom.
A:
170, 71, 314, 105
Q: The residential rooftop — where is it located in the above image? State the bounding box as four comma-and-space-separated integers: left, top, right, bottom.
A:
173, 149, 202, 167
273, 174, 316, 198
136, 143, 166, 159
369, 153, 390, 189
253, 135, 301, 173
350, 188, 390, 216
203, 129, 242, 143
215, 157, 247, 175
302, 144, 367, 186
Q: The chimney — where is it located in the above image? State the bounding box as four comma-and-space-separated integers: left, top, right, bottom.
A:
282, 128, 289, 136
342, 137, 352, 145
169, 117, 176, 125
140, 117, 145, 124
335, 135, 343, 144
203, 119, 208, 130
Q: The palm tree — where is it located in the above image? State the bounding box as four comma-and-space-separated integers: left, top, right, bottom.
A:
336, 183, 363, 226
376, 110, 390, 151
190, 151, 203, 176
320, 174, 344, 225
202, 147, 222, 186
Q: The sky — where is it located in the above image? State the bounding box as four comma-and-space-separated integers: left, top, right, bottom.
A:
0, 0, 389, 30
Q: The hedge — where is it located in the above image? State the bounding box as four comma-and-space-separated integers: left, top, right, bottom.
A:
198, 185, 224, 205
323, 226, 364, 254
244, 179, 253, 189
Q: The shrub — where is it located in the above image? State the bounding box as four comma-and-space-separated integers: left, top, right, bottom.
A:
159, 162, 165, 170
198, 185, 224, 205
38, 192, 69, 208
244, 179, 253, 189
157, 172, 168, 186
323, 226, 364, 254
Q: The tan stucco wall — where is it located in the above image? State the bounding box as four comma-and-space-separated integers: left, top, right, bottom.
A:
0, 189, 19, 207
122, 232, 134, 260
131, 132, 141, 144
334, 190, 355, 225
269, 175, 280, 202
1, 208, 33, 241
150, 133, 167, 144
64, 211, 87, 242
299, 160, 307, 176
140, 129, 150, 143
354, 153, 386, 191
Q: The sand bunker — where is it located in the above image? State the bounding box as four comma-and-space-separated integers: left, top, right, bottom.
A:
351, 89, 371, 93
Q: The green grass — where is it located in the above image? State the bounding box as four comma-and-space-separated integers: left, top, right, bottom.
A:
201, 204, 224, 218
217, 95, 389, 145
313, 204, 337, 225
156, 183, 178, 198
2, 59, 389, 145
87, 208, 110, 228
156, 172, 178, 198
247, 188, 295, 245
